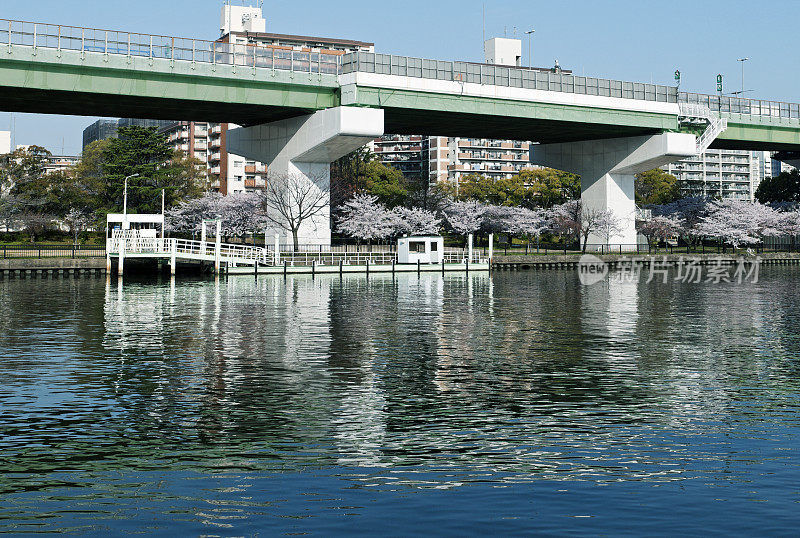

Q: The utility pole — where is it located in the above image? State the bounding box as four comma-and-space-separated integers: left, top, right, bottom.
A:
526, 29, 535, 68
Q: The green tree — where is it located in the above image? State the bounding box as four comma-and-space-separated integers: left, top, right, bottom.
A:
331, 147, 412, 208
100, 126, 205, 215
331, 146, 375, 205
635, 169, 680, 205
440, 174, 526, 206
362, 160, 409, 208
755, 169, 800, 203
518, 168, 581, 208
72, 139, 111, 212
0, 146, 57, 240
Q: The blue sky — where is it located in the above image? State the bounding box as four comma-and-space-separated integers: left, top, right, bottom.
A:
3, 0, 799, 155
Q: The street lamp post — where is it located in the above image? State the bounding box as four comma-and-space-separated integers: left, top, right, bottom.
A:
738, 57, 749, 95
526, 29, 535, 68
123, 173, 139, 224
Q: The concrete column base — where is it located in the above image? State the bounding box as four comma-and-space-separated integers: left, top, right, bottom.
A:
228, 106, 385, 247
532, 133, 696, 250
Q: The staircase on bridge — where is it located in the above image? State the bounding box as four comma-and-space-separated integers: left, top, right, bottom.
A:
678, 103, 729, 154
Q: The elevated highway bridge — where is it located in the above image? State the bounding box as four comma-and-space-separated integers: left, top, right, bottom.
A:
3, 19, 800, 247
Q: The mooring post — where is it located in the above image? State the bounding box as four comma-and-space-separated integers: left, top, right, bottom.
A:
488, 233, 494, 262
170, 240, 176, 276
118, 238, 125, 277
468, 233, 474, 265
417, 259, 421, 275
214, 220, 222, 274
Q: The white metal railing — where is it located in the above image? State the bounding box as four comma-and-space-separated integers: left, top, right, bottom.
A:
678, 102, 729, 153
0, 19, 341, 75
107, 236, 487, 267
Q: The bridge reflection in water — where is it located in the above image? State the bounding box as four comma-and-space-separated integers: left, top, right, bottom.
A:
2, 270, 800, 533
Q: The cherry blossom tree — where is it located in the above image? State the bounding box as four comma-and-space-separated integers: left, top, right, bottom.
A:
336, 193, 398, 242
167, 192, 265, 240
503, 207, 549, 248
695, 199, 782, 249
546, 200, 581, 245
636, 214, 683, 249
546, 201, 621, 252
393, 206, 441, 235
777, 210, 800, 250
652, 196, 711, 247
480, 204, 518, 235
443, 200, 485, 236
63, 208, 93, 246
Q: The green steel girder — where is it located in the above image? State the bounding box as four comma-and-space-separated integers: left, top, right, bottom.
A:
348, 85, 679, 143
4, 43, 800, 152
710, 122, 800, 151
0, 45, 339, 125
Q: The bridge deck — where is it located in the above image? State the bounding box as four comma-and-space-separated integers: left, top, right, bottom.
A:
2, 18, 800, 149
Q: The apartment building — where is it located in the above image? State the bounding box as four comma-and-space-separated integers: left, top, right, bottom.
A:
209, 4, 375, 193
371, 38, 551, 186
43, 154, 80, 174
432, 138, 534, 184
665, 149, 759, 201
371, 135, 426, 178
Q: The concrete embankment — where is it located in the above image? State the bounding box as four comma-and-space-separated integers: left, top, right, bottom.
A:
0, 257, 107, 276
492, 252, 800, 271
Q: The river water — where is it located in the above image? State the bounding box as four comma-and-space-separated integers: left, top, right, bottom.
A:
1, 268, 800, 535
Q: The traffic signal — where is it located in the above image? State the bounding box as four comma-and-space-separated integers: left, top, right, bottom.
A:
674, 69, 680, 81
716, 74, 723, 93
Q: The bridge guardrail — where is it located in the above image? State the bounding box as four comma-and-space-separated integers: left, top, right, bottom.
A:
5, 18, 798, 121
680, 92, 800, 121
342, 51, 679, 104
0, 19, 341, 75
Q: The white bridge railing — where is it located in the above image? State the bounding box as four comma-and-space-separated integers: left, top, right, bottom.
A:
107, 237, 487, 267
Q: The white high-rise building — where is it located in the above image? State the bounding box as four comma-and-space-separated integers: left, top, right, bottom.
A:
0, 131, 10, 155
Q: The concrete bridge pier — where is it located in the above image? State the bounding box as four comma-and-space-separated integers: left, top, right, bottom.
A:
531, 133, 696, 250
228, 106, 385, 246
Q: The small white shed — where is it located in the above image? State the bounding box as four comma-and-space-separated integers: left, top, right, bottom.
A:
397, 236, 444, 264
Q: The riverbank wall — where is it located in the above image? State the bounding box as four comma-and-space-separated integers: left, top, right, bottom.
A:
492, 252, 800, 271
0, 257, 107, 277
